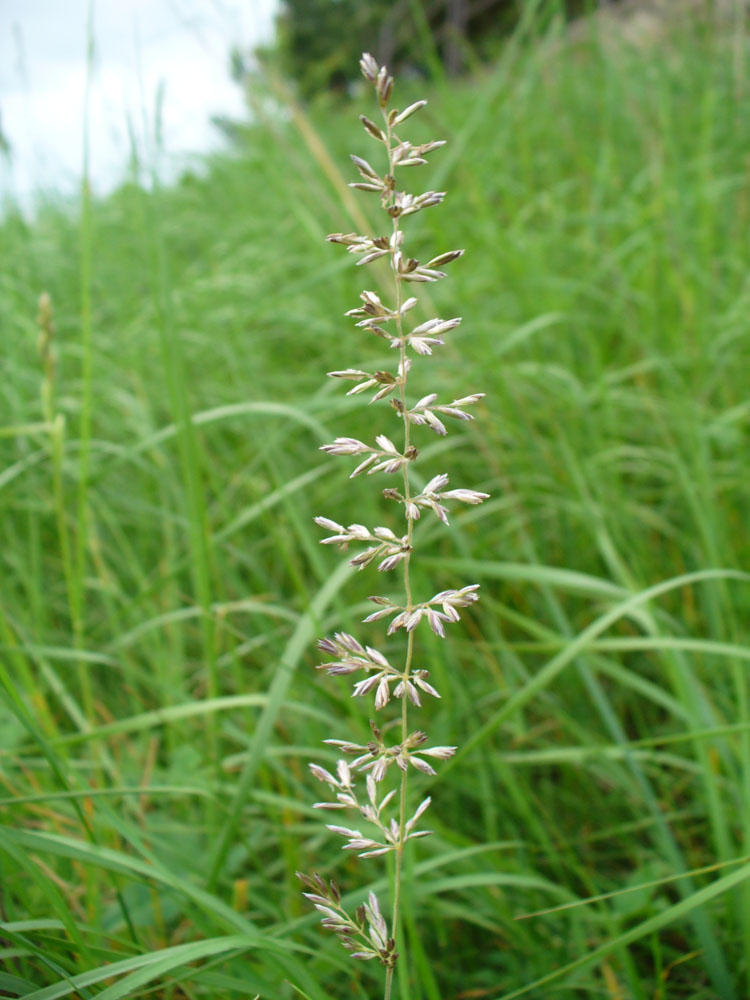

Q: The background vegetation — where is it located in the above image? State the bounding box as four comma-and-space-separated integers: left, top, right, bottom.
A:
271, 0, 608, 93
2, 3, 750, 998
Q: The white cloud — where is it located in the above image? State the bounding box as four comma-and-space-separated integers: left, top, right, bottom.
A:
0, 0, 277, 207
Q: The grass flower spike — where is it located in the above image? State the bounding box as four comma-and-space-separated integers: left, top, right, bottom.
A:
299, 52, 488, 996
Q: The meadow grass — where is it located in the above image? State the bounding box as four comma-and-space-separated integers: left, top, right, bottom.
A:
1, 9, 750, 998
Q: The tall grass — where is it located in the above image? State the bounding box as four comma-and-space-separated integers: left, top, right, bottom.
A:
1, 8, 749, 998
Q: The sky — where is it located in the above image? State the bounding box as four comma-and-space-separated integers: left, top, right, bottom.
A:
0, 0, 278, 208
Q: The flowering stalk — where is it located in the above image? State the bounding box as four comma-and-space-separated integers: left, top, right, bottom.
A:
299, 53, 488, 996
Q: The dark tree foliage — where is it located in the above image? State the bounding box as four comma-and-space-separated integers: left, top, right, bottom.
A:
273, 0, 606, 96
275, 0, 396, 96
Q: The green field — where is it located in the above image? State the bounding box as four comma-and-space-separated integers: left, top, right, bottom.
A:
2, 9, 750, 999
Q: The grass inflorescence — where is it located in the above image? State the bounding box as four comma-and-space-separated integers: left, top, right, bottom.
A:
299, 51, 488, 997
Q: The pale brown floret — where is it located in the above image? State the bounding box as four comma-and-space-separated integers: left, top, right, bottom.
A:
314, 516, 410, 572
402, 391, 486, 437
390, 99, 427, 126
359, 52, 379, 83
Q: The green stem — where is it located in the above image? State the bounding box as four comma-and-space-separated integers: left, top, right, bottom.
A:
74, 17, 96, 726
384, 105, 416, 1000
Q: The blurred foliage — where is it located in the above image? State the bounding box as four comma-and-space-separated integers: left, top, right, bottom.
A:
3, 8, 750, 998
270, 0, 605, 96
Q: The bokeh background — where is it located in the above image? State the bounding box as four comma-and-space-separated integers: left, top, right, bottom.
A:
2, 2, 750, 998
